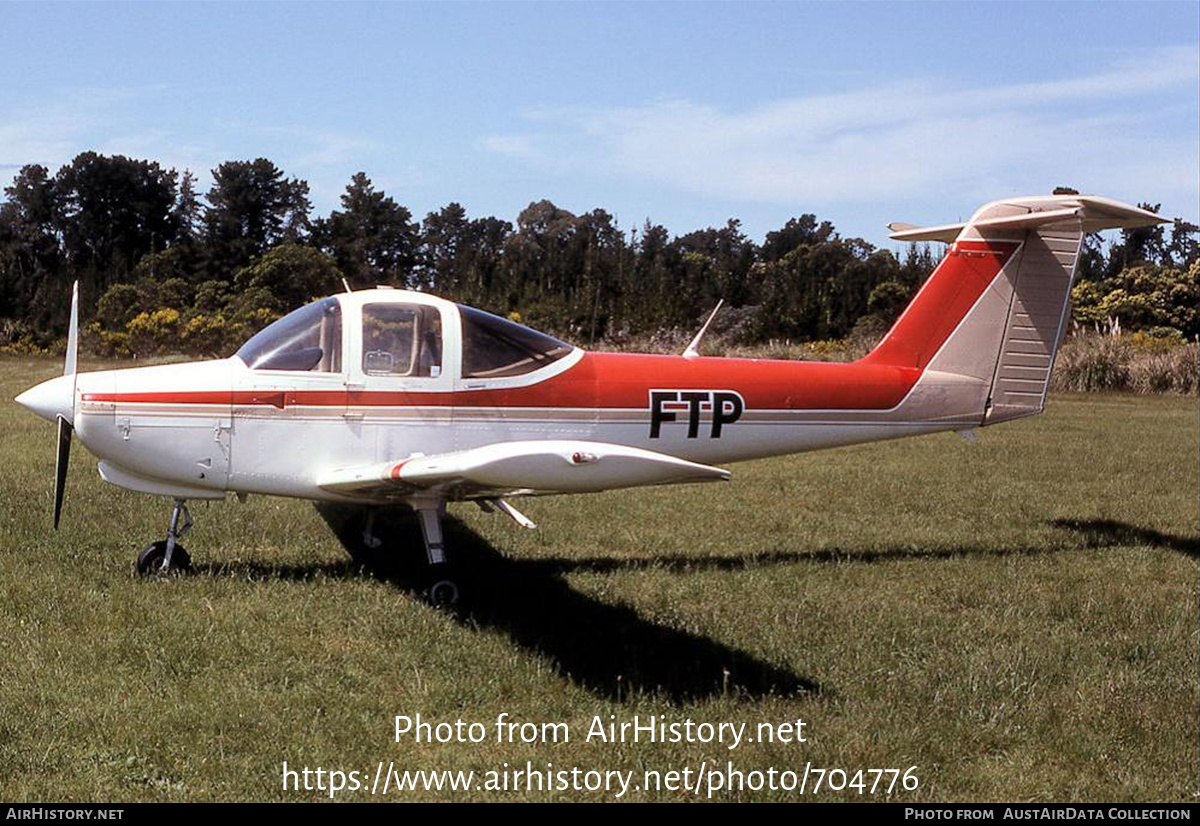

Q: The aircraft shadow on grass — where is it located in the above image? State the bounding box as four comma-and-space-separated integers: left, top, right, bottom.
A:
1048, 518, 1200, 559
299, 503, 825, 706
195, 511, 1194, 705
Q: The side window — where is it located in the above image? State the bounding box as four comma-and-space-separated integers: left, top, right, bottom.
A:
459, 305, 573, 378
236, 297, 342, 372
362, 303, 442, 378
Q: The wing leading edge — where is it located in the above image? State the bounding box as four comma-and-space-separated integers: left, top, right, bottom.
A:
317, 440, 731, 502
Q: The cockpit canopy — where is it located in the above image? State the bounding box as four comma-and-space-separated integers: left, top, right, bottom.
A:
235, 297, 343, 372
234, 292, 574, 381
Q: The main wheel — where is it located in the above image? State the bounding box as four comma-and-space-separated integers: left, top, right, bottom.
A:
135, 540, 192, 576
427, 579, 460, 607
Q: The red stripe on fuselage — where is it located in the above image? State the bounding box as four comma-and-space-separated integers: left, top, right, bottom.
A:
81, 355, 920, 411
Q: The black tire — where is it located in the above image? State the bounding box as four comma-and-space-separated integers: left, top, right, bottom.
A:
427, 579, 460, 607
135, 540, 192, 576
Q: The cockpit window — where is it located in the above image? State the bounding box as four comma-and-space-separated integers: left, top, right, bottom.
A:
459, 305, 572, 379
236, 297, 342, 372
362, 303, 442, 377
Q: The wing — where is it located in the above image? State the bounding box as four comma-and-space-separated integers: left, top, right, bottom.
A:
316, 439, 731, 502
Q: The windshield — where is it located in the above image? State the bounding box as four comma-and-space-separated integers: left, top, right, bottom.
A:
459, 305, 572, 379
235, 297, 343, 372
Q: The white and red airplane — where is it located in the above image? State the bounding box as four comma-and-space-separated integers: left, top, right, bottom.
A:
15, 194, 1166, 604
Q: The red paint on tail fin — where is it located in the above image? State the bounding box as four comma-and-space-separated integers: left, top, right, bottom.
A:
863, 240, 1019, 369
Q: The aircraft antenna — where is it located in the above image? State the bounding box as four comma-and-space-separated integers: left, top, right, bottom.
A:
682, 299, 724, 359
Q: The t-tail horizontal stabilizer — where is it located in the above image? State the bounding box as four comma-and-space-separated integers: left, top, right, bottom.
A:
887, 195, 1167, 243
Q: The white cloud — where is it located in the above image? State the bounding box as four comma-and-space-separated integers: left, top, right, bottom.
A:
481, 45, 1199, 213
0, 91, 378, 211
0, 87, 168, 171
478, 134, 542, 158
0, 108, 92, 171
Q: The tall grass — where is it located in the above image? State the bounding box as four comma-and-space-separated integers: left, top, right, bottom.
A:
1053, 334, 1198, 395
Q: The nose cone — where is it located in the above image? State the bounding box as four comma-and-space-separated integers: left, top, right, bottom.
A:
15, 374, 75, 424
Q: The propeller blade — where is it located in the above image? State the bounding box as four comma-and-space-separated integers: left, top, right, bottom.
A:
53, 415, 72, 530
65, 281, 78, 378
53, 282, 79, 529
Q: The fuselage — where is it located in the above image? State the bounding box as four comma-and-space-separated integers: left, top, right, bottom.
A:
46, 288, 979, 503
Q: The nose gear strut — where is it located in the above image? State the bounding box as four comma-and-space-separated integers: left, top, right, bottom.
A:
135, 499, 193, 576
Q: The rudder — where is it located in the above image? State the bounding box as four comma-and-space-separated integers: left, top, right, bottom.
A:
982, 225, 1081, 424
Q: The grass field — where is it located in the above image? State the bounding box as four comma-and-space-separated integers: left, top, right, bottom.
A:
0, 355, 1196, 802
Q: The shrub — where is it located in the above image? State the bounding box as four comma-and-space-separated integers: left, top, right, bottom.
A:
96, 283, 144, 330
1053, 335, 1131, 392
132, 247, 192, 283
1128, 344, 1198, 395
1053, 333, 1197, 395
0, 336, 48, 356
866, 280, 911, 324
193, 281, 230, 314
233, 244, 343, 311
1129, 328, 1185, 352
0, 318, 47, 354
156, 277, 193, 312
126, 308, 182, 357
81, 321, 131, 358
180, 313, 232, 357
1071, 263, 1199, 337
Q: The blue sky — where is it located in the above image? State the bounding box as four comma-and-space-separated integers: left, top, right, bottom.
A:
1, 1, 1196, 247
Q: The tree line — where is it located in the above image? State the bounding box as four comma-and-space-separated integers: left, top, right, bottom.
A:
1, 152, 1196, 357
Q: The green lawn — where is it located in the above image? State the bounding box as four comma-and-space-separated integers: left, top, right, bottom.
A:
0, 356, 1195, 802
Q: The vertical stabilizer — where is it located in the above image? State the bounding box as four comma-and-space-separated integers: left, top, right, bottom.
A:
871, 195, 1168, 425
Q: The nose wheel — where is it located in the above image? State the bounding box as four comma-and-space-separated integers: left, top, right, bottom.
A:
135, 499, 194, 577
136, 540, 192, 575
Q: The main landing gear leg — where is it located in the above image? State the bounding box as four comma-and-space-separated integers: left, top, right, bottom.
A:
361, 507, 383, 550
413, 499, 458, 607
135, 498, 193, 576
